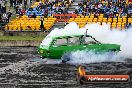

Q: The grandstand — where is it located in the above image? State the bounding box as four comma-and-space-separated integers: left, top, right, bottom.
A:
4, 15, 56, 31
69, 14, 131, 29
2, 0, 132, 31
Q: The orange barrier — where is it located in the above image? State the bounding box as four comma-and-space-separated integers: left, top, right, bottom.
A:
53, 14, 77, 22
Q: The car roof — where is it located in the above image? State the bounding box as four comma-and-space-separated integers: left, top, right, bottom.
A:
49, 34, 84, 39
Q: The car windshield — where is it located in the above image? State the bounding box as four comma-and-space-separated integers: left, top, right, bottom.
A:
83, 36, 99, 44
54, 38, 67, 46
40, 36, 53, 47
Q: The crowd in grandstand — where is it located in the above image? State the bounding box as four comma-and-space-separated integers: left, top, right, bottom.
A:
0, 0, 12, 28
26, 0, 72, 17
0, 0, 30, 27
0, 0, 132, 31
75, 0, 132, 18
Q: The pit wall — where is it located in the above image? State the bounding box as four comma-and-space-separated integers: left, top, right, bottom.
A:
3, 31, 48, 36
0, 31, 47, 46
0, 40, 41, 46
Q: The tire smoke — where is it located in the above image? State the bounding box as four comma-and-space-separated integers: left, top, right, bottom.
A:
42, 22, 132, 64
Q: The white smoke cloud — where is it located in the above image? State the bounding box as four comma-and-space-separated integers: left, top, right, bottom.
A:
84, 23, 132, 58
41, 22, 132, 64
48, 22, 85, 37
69, 50, 119, 64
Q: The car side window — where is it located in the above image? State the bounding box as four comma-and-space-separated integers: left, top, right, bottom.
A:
53, 38, 67, 46
84, 36, 97, 44
68, 37, 80, 45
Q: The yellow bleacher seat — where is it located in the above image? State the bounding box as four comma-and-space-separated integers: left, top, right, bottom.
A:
45, 26, 50, 30
5, 25, 8, 30
88, 19, 92, 22
118, 18, 122, 22
112, 22, 116, 25
103, 18, 107, 22
113, 18, 117, 22
117, 24, 121, 30
128, 18, 131, 23
90, 14, 94, 16
83, 19, 87, 22
17, 26, 21, 30
12, 25, 18, 30
100, 14, 104, 16
22, 25, 27, 30
122, 16, 127, 18
8, 25, 13, 30
97, 19, 102, 22
111, 24, 116, 29
108, 18, 112, 22
69, 19, 73, 22
93, 18, 97, 22
123, 19, 127, 23
84, 17, 89, 20
79, 18, 84, 21
81, 16, 84, 18
107, 22, 111, 25
31, 26, 36, 30
85, 16, 89, 18
35, 25, 40, 30
90, 16, 94, 18
117, 22, 122, 25
122, 25, 125, 30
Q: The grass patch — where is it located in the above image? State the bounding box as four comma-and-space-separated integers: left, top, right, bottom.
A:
0, 36, 44, 41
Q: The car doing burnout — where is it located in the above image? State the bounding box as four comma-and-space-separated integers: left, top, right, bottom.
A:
38, 33, 120, 62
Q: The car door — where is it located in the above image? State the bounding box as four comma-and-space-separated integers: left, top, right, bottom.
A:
49, 36, 84, 59
82, 36, 102, 52
49, 37, 69, 59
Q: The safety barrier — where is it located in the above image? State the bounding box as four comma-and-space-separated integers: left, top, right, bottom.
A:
53, 14, 77, 22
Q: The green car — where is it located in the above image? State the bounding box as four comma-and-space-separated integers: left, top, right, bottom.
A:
38, 34, 120, 63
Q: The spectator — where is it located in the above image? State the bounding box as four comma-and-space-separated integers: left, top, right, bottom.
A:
2, 13, 8, 23
32, 12, 36, 18
21, 9, 26, 16
75, 0, 131, 18
12, 0, 16, 9
24, 0, 27, 5
1, 5, 6, 13
127, 23, 132, 29
7, 11, 12, 23
40, 17, 45, 32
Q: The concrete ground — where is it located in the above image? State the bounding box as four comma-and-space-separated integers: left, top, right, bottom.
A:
0, 47, 131, 88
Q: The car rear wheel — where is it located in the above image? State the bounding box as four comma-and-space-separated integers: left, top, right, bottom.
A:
61, 53, 71, 63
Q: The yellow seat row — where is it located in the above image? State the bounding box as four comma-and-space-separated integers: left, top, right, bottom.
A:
69, 17, 131, 23
5, 15, 56, 31
68, 18, 127, 29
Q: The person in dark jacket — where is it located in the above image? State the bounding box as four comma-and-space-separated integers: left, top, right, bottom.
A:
40, 17, 45, 32
32, 12, 36, 18
7, 11, 12, 23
